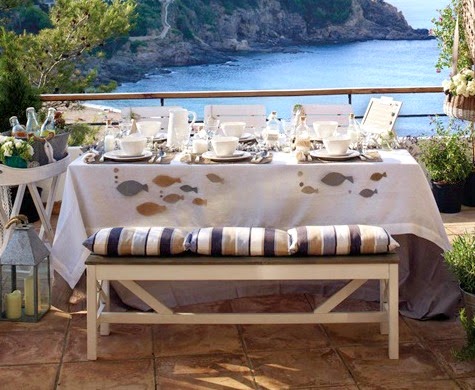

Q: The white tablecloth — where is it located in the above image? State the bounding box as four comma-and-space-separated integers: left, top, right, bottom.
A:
51, 150, 457, 319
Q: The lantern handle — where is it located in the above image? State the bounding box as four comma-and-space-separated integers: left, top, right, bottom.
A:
5, 215, 29, 229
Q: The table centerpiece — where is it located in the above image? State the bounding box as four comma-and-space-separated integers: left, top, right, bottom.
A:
0, 135, 34, 168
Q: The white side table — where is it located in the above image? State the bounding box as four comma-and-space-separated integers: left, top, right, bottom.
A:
0, 155, 71, 250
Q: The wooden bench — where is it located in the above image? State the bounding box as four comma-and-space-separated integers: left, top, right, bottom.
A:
86, 253, 399, 360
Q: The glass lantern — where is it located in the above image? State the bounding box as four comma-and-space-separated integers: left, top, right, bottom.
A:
0, 216, 51, 322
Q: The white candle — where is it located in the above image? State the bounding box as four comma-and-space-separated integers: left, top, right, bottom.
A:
192, 139, 208, 154
104, 134, 115, 152
6, 290, 22, 319
24, 275, 35, 316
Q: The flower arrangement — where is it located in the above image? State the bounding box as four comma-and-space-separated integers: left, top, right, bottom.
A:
443, 68, 475, 97
0, 136, 34, 164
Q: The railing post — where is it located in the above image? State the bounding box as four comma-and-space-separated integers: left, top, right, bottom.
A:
160, 98, 164, 106
348, 94, 352, 105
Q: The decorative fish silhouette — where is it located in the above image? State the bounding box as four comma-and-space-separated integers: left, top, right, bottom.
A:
116, 181, 148, 196
359, 189, 378, 198
192, 198, 208, 206
153, 175, 181, 187
321, 172, 354, 186
163, 194, 184, 204
301, 186, 319, 194
206, 173, 224, 184
180, 185, 198, 193
136, 202, 167, 216
370, 172, 387, 181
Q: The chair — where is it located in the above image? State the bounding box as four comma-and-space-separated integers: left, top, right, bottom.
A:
120, 106, 182, 132
204, 104, 267, 129
297, 104, 354, 129
360, 97, 402, 135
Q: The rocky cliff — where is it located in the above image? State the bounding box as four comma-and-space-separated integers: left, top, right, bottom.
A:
97, 0, 430, 84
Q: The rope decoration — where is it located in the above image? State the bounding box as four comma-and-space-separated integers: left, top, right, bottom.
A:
4, 214, 29, 230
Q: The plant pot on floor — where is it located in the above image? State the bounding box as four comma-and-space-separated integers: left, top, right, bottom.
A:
432, 181, 465, 213
463, 171, 475, 207
461, 287, 475, 322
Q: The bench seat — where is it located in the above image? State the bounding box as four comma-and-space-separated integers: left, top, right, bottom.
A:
86, 253, 399, 360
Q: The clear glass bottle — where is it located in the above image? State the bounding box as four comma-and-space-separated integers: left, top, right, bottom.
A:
40, 107, 56, 137
9, 116, 27, 139
294, 115, 311, 153
266, 111, 280, 133
347, 113, 360, 149
25, 107, 41, 137
103, 119, 115, 152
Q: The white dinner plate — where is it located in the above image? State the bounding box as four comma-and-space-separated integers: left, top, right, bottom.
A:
104, 150, 153, 161
309, 150, 360, 161
202, 151, 251, 162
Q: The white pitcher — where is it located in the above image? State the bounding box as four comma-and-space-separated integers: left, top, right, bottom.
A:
167, 108, 197, 148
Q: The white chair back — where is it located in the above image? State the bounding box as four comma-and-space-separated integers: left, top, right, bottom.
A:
360, 97, 402, 135
204, 104, 267, 129
120, 106, 182, 132
298, 104, 354, 128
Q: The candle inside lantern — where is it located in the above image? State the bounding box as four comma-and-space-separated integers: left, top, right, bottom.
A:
24, 275, 35, 316
6, 290, 22, 319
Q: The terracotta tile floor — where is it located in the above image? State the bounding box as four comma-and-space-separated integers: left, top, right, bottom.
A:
1, 208, 475, 389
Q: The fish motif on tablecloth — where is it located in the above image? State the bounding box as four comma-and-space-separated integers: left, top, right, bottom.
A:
153, 175, 181, 187
321, 172, 354, 186
206, 173, 224, 184
180, 185, 198, 193
136, 202, 167, 216
301, 185, 319, 194
370, 172, 387, 181
162, 194, 184, 204
116, 181, 148, 196
192, 198, 208, 206
359, 189, 378, 198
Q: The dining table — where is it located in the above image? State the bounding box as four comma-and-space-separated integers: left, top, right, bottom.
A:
50, 148, 459, 320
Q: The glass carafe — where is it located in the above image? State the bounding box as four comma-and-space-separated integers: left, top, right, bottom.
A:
40, 107, 56, 137
25, 107, 40, 137
9, 116, 27, 139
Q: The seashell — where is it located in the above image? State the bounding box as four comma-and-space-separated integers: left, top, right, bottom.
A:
301, 185, 319, 194
152, 175, 181, 187
206, 173, 224, 184
163, 194, 185, 203
116, 181, 149, 196
359, 189, 378, 198
136, 202, 167, 216
180, 185, 198, 193
370, 172, 387, 181
192, 197, 208, 206
321, 172, 354, 186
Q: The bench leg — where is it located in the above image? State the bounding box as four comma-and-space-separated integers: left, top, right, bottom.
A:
379, 279, 389, 335
99, 280, 110, 336
388, 264, 399, 359
87, 265, 98, 360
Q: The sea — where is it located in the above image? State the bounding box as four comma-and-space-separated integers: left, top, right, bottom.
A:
97, 0, 450, 137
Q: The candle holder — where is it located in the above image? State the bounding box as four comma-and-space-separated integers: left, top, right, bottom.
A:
0, 215, 51, 322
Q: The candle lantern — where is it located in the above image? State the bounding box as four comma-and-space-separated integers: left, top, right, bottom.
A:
0, 215, 50, 322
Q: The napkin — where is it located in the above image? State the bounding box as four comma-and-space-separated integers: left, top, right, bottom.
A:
82, 151, 99, 163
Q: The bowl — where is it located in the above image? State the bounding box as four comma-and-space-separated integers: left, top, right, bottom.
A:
323, 136, 351, 156
211, 136, 239, 157
221, 122, 246, 138
120, 135, 147, 156
313, 121, 338, 140
137, 121, 162, 138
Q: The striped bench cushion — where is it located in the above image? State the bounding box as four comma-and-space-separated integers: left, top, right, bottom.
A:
184, 227, 290, 256
83, 227, 187, 256
288, 225, 399, 255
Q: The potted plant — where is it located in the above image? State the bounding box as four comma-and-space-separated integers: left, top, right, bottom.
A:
443, 233, 475, 360
418, 117, 472, 213
0, 135, 34, 168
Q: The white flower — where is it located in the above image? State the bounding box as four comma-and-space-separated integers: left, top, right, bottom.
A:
444, 68, 475, 97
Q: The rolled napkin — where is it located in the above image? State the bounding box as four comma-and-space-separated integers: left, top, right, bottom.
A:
82, 151, 99, 163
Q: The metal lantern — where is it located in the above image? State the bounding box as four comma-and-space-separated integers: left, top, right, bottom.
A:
0, 215, 51, 322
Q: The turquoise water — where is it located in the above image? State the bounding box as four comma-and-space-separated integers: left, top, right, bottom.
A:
101, 0, 450, 136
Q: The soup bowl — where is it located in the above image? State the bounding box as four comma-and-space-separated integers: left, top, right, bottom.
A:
137, 121, 162, 138
313, 121, 338, 140
211, 136, 239, 157
221, 122, 246, 138
120, 135, 147, 156
323, 136, 351, 156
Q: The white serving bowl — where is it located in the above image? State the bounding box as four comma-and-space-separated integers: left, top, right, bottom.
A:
221, 122, 246, 138
323, 136, 351, 156
137, 121, 162, 138
211, 136, 239, 157
313, 121, 338, 140
120, 135, 147, 156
